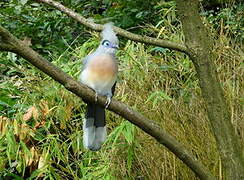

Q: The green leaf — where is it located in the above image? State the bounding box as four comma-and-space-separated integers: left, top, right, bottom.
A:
20, 0, 28, 5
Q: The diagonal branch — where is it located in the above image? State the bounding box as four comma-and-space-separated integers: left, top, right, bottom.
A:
0, 27, 18, 52
35, 0, 188, 54
0, 25, 215, 180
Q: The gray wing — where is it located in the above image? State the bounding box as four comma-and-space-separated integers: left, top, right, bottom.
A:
81, 56, 89, 71
81, 51, 97, 71
81, 52, 95, 72
79, 55, 91, 82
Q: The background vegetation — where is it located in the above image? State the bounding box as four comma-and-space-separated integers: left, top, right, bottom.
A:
0, 0, 243, 179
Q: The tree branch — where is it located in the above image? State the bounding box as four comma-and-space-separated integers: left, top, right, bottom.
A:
0, 25, 215, 180
176, 0, 244, 179
0, 27, 18, 52
35, 0, 188, 54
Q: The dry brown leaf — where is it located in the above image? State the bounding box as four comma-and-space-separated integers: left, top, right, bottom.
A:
0, 116, 9, 133
0, 116, 8, 121
32, 107, 39, 120
28, 146, 39, 166
23, 106, 38, 121
34, 120, 45, 129
39, 100, 49, 118
38, 155, 45, 169
19, 123, 31, 140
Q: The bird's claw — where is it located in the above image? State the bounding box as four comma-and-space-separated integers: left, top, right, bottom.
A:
105, 96, 111, 109
95, 92, 98, 102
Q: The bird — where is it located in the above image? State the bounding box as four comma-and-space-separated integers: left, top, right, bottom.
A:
79, 23, 119, 151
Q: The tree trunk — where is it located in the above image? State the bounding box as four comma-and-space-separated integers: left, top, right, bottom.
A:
176, 0, 244, 179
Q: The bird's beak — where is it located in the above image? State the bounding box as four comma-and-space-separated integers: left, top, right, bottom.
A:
113, 45, 119, 49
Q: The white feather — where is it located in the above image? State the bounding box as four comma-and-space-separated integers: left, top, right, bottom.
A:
94, 126, 107, 145
83, 118, 96, 149
83, 118, 107, 151
101, 22, 119, 45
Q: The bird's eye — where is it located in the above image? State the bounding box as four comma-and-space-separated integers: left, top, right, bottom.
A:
102, 40, 110, 47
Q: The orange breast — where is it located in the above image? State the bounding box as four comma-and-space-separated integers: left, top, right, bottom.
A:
86, 54, 118, 82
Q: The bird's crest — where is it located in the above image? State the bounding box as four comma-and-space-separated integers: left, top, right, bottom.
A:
101, 23, 118, 45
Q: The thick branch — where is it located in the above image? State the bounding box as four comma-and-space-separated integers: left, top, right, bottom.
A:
0, 27, 18, 52
176, 0, 244, 179
0, 25, 215, 180
35, 0, 188, 54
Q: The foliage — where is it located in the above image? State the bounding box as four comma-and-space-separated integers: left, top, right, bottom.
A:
0, 0, 86, 56
0, 0, 243, 179
0, 0, 159, 57
202, 2, 244, 45
1, 0, 242, 55
61, 0, 159, 28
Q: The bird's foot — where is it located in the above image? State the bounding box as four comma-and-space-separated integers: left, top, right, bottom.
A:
95, 92, 98, 102
105, 96, 111, 109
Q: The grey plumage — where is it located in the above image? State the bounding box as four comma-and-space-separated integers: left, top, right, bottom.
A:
101, 23, 119, 48
80, 23, 119, 151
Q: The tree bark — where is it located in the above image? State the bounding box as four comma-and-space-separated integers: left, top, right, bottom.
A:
0, 26, 215, 180
176, 0, 244, 179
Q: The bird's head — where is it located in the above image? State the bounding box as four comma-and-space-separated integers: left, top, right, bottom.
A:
99, 23, 119, 54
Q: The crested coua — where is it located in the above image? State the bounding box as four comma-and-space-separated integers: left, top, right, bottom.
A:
80, 23, 119, 151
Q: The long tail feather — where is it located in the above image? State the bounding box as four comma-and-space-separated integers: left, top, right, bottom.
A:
83, 103, 106, 151
83, 118, 96, 148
